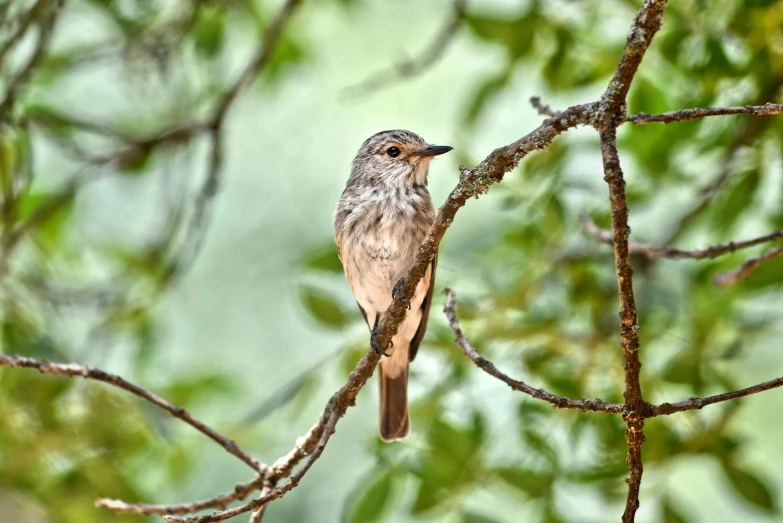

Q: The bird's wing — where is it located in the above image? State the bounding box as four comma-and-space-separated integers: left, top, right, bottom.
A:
356, 301, 369, 326
408, 252, 437, 362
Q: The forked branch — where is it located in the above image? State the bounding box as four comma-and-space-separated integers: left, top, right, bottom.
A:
0, 355, 264, 473
595, 1, 669, 521
444, 288, 623, 413
714, 245, 783, 287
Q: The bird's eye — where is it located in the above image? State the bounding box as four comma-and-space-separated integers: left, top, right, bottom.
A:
386, 146, 401, 158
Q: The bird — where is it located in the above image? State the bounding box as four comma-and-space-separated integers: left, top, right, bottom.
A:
334, 130, 452, 441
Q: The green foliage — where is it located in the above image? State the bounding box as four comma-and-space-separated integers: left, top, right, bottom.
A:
335, 1, 783, 521
720, 460, 779, 514
300, 284, 351, 329
2, 0, 783, 522
412, 414, 486, 513
302, 243, 344, 273
0, 1, 311, 521
344, 468, 396, 523
494, 467, 554, 498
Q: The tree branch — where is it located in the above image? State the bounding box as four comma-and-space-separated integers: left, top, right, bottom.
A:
96, 476, 265, 516
627, 103, 783, 124
164, 414, 341, 522
579, 214, 783, 260
444, 288, 622, 413
651, 377, 783, 416
597, 0, 668, 127
714, 244, 783, 287
599, 127, 648, 523
0, 354, 265, 473
596, 2, 669, 520
342, 0, 467, 97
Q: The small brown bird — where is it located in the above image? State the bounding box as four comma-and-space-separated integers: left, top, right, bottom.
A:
334, 130, 452, 441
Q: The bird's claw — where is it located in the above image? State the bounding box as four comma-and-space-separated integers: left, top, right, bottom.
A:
371, 314, 391, 357
392, 278, 410, 310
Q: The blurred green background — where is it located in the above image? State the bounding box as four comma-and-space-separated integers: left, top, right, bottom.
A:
1, 0, 783, 522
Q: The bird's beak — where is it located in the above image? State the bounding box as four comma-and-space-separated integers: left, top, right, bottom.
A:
413, 145, 453, 157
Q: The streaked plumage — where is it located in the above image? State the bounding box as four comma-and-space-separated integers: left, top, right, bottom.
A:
334, 130, 451, 441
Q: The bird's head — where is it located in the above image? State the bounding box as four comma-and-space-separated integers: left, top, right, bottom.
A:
350, 130, 452, 188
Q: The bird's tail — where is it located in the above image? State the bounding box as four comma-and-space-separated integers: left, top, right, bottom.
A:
379, 363, 409, 441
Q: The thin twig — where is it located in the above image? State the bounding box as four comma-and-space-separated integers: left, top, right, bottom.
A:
0, 0, 49, 67
579, 214, 783, 260
249, 506, 266, 523
714, 245, 783, 287
0, 355, 266, 474
342, 0, 467, 97
627, 103, 783, 124
97, 476, 265, 516
651, 377, 783, 416
533, 95, 783, 130
248, 483, 274, 523
164, 0, 303, 283
660, 80, 782, 245
444, 288, 622, 413
530, 96, 559, 118
210, 0, 303, 124
165, 414, 341, 522
0, 2, 60, 116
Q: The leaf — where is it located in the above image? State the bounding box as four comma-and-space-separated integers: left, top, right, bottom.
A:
22, 104, 76, 138
299, 285, 350, 329
471, 410, 487, 448
412, 417, 484, 513
739, 251, 783, 290
162, 373, 235, 407
341, 342, 368, 376
242, 371, 316, 424
567, 459, 628, 484
518, 400, 553, 426
464, 13, 538, 58
302, 243, 343, 273
345, 469, 394, 523
1, 321, 63, 360
262, 35, 307, 87
542, 503, 566, 523
462, 67, 512, 127
1, 129, 16, 184
662, 496, 689, 523
118, 145, 153, 173
661, 351, 700, 387
709, 167, 760, 233
194, 6, 225, 58
720, 461, 778, 514
523, 428, 559, 468
17, 190, 76, 246
461, 511, 501, 523
493, 467, 553, 498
